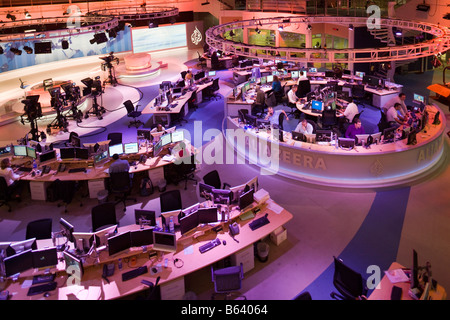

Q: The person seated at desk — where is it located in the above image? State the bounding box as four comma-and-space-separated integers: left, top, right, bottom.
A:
386, 103, 406, 128
345, 118, 365, 140
287, 85, 299, 107
108, 154, 130, 174
337, 98, 359, 123
252, 85, 266, 116
383, 93, 408, 119
265, 106, 289, 127
211, 51, 220, 70
298, 71, 308, 81
294, 115, 314, 135
271, 75, 282, 94
185, 69, 193, 86
0, 158, 26, 201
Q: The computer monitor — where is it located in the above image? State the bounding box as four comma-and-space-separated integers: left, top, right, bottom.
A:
137, 129, 152, 141
198, 182, 214, 199
59, 217, 75, 243
39, 150, 57, 163
208, 71, 216, 77
161, 133, 172, 146
3, 249, 33, 277
32, 247, 58, 269
343, 69, 351, 75
171, 131, 184, 143
316, 130, 332, 142
244, 114, 258, 127
134, 209, 156, 226
108, 231, 131, 256
260, 76, 267, 85
420, 111, 429, 132
370, 76, 381, 87
355, 71, 365, 78
194, 71, 205, 81
292, 131, 306, 142
10, 238, 37, 255
239, 188, 254, 211
153, 139, 164, 157
325, 71, 334, 78
338, 137, 355, 150
124, 142, 139, 155
94, 150, 109, 166
0, 146, 11, 157
413, 93, 425, 104
72, 232, 97, 254
70, 135, 81, 148
63, 250, 84, 281
266, 75, 274, 83
309, 67, 317, 73
305, 133, 316, 144
383, 126, 396, 141
212, 188, 233, 205
371, 132, 382, 144
26, 146, 37, 159
59, 147, 76, 160
130, 228, 154, 247
43, 78, 53, 89
13, 145, 27, 157
198, 207, 219, 224
179, 211, 199, 235
291, 71, 299, 79
152, 231, 177, 252
108, 144, 124, 156
75, 147, 89, 160
311, 100, 323, 112
94, 224, 117, 247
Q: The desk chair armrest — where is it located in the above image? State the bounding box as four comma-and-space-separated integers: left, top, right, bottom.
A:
222, 182, 231, 189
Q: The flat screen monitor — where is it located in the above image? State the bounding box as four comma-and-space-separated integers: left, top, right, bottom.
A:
70, 135, 81, 148
309, 67, 317, 73
371, 132, 382, 144
39, 150, 56, 163
161, 133, 172, 146
383, 126, 396, 141
26, 146, 37, 159
316, 130, 332, 142
72, 232, 96, 253
171, 131, 184, 143
63, 250, 83, 281
182, 203, 200, 216
198, 207, 219, 224
94, 224, 117, 247
75, 147, 89, 160
137, 129, 152, 141
59, 147, 76, 160
179, 211, 199, 235
32, 247, 58, 269
343, 69, 351, 75
208, 71, 216, 77
43, 78, 53, 88
311, 100, 323, 112
355, 71, 365, 78
413, 93, 425, 104
135, 209, 156, 226
291, 71, 299, 79
355, 134, 371, 146
260, 76, 267, 85
130, 228, 154, 247
0, 146, 11, 157
13, 145, 27, 157
411, 249, 419, 290
212, 188, 233, 205
152, 231, 177, 252
3, 249, 33, 277
108, 231, 131, 256
94, 150, 109, 165
194, 71, 205, 81
153, 139, 164, 157
325, 71, 334, 78
199, 182, 214, 199
10, 238, 37, 255
244, 114, 258, 127
266, 75, 274, 83
420, 112, 429, 131
124, 142, 139, 155
239, 188, 254, 211
108, 144, 124, 156
292, 131, 306, 142
338, 137, 355, 150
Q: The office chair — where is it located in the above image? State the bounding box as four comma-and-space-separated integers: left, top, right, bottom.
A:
109, 171, 137, 211
377, 109, 389, 133
0, 177, 12, 212
203, 78, 220, 101
175, 154, 197, 190
180, 71, 187, 80
197, 51, 206, 68
297, 79, 311, 99
293, 291, 312, 300
352, 110, 364, 123
26, 218, 53, 240
203, 170, 231, 190
47, 179, 83, 213
171, 105, 188, 126
321, 109, 338, 129
278, 112, 285, 131
107, 132, 122, 146
211, 263, 246, 300
351, 84, 366, 107
124, 100, 143, 128
91, 202, 118, 232
330, 256, 368, 300
307, 119, 318, 133
266, 92, 277, 108
275, 83, 285, 105
159, 190, 183, 213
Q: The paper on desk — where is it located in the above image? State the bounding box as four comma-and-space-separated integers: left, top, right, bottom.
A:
266, 199, 283, 214
162, 154, 175, 162
184, 245, 194, 255
385, 269, 409, 283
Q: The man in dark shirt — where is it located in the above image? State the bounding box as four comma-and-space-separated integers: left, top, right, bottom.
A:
252, 85, 266, 116
345, 118, 365, 140
108, 154, 130, 174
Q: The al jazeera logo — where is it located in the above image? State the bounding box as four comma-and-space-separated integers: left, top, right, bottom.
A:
191, 26, 202, 45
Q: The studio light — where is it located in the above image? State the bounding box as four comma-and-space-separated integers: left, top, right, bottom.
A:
10, 48, 22, 55
25, 11, 31, 19
278, 24, 283, 31
307, 24, 312, 31
148, 22, 158, 28
255, 27, 261, 34
349, 24, 354, 30
395, 29, 403, 37
62, 40, 69, 49
23, 46, 33, 54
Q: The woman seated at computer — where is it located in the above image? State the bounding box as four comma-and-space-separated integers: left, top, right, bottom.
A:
0, 158, 26, 201
345, 118, 365, 140
271, 75, 282, 94
294, 115, 314, 135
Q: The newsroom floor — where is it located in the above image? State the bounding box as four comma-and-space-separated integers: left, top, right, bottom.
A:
0, 48, 449, 300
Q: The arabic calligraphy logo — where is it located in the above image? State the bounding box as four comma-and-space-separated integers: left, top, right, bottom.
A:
191, 26, 202, 45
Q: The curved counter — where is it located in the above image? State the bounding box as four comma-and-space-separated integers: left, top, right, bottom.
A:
225, 105, 446, 189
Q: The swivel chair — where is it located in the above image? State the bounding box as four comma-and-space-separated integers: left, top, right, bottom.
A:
351, 84, 366, 107
330, 256, 368, 300
109, 171, 137, 211
266, 92, 277, 108
159, 190, 183, 213
26, 218, 53, 240
211, 263, 246, 300
321, 109, 338, 129
297, 79, 311, 99
124, 100, 143, 128
197, 51, 206, 68
0, 177, 12, 212
175, 154, 197, 190
278, 112, 285, 131
91, 202, 118, 232
107, 132, 122, 146
202, 170, 230, 190
203, 78, 220, 101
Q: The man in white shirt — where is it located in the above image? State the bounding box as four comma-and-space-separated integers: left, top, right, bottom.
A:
338, 98, 359, 123
383, 93, 408, 118
298, 71, 308, 81
287, 85, 299, 107
386, 103, 405, 128
294, 117, 314, 135
0, 158, 25, 199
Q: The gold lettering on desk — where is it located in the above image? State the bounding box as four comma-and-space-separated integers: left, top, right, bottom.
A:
281, 150, 327, 170
417, 136, 442, 164
370, 159, 384, 176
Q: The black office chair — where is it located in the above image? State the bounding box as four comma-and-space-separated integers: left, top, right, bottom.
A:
197, 51, 206, 68
107, 132, 122, 146
321, 109, 338, 129
171, 104, 189, 126
275, 83, 285, 104
177, 154, 197, 190
352, 110, 364, 123
203, 170, 231, 190
330, 256, 368, 300
278, 112, 285, 131
91, 202, 118, 232
211, 263, 246, 300
351, 84, 366, 107
0, 177, 12, 212
203, 78, 220, 101
26, 218, 53, 240
187, 90, 198, 112
297, 79, 311, 99
293, 291, 312, 300
377, 109, 389, 133
159, 190, 183, 213
124, 100, 143, 128
307, 119, 318, 133
266, 92, 277, 108
109, 171, 137, 211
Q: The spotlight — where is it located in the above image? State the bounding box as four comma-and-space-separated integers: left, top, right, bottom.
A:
278, 24, 283, 31
148, 22, 158, 28
25, 11, 31, 19
349, 24, 354, 30
10, 48, 22, 55
307, 24, 312, 30
255, 27, 261, 34
395, 29, 403, 37
23, 46, 33, 54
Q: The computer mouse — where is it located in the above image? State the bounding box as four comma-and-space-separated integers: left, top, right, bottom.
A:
44, 292, 51, 298
222, 240, 226, 246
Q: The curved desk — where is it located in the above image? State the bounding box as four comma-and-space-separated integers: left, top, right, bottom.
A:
225, 104, 446, 189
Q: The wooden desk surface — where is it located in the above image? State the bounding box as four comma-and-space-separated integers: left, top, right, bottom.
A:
1, 199, 292, 300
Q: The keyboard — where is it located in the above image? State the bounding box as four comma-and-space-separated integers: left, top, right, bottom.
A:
311, 109, 322, 114
18, 166, 32, 172
249, 213, 270, 231
32, 274, 55, 285
27, 281, 57, 296
121, 266, 148, 282
68, 167, 86, 173
199, 238, 221, 254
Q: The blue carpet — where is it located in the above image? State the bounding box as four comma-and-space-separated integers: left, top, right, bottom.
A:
301, 187, 410, 300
